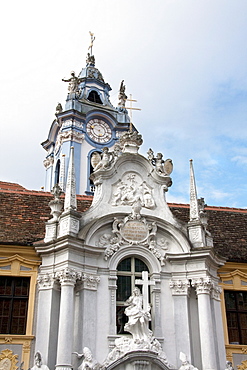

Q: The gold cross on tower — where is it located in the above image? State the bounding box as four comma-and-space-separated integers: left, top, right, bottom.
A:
125, 94, 141, 132
88, 31, 95, 56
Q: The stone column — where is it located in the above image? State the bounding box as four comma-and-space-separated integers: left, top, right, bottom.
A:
55, 268, 77, 370
211, 283, 226, 370
35, 272, 60, 370
192, 277, 217, 370
170, 279, 192, 364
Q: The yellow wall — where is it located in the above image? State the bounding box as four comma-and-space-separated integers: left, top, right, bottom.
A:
219, 262, 247, 365
0, 245, 41, 369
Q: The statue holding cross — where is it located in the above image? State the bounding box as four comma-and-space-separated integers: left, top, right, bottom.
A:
124, 271, 155, 342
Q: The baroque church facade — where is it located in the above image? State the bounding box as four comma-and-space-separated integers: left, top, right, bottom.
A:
1, 42, 247, 370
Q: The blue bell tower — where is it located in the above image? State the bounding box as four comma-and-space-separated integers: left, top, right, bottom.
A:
42, 37, 131, 195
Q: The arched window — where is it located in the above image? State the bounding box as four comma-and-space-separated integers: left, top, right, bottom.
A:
87, 90, 103, 104
116, 257, 149, 334
54, 159, 60, 185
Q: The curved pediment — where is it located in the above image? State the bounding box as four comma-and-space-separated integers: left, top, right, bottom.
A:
105, 350, 173, 370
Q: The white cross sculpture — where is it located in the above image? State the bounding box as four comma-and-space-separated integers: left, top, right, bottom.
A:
135, 271, 155, 311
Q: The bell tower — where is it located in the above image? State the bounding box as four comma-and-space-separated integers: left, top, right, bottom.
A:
42, 34, 131, 195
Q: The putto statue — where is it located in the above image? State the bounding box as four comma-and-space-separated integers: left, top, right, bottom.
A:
147, 148, 173, 176
62, 71, 82, 93
124, 287, 152, 342
93, 147, 114, 172
31, 352, 50, 370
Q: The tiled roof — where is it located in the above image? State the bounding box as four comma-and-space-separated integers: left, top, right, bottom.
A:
169, 204, 247, 263
1, 182, 247, 263
0, 182, 92, 245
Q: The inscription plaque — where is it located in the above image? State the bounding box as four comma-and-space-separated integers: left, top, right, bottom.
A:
121, 220, 148, 243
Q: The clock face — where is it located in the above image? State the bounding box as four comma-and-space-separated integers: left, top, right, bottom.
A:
86, 119, 112, 143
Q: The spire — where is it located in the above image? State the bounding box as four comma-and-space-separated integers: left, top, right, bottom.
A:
64, 147, 77, 211
189, 159, 200, 221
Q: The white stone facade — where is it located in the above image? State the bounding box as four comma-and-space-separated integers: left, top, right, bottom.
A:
35, 132, 226, 370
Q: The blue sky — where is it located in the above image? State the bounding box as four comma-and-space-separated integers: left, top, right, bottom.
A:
1, 0, 247, 208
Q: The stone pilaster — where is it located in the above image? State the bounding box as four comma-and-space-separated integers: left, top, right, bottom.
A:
35, 272, 60, 369
108, 274, 117, 335
192, 277, 217, 370
170, 279, 192, 364
55, 268, 78, 370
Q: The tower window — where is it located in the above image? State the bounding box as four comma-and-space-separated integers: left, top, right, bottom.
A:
87, 90, 103, 104
54, 159, 60, 185
225, 290, 247, 344
116, 257, 149, 334
0, 276, 30, 334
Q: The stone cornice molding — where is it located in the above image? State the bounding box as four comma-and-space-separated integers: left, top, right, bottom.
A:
169, 279, 191, 296
191, 277, 213, 295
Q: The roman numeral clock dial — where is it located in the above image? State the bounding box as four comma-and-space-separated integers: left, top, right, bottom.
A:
86, 119, 112, 143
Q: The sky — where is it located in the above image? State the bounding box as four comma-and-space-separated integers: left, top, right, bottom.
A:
1, 0, 247, 208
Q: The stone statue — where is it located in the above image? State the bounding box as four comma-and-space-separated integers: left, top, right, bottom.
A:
62, 71, 82, 93
118, 80, 127, 108
56, 103, 63, 114
124, 287, 152, 342
31, 352, 50, 370
86, 53, 95, 66
74, 347, 100, 370
147, 148, 173, 176
178, 352, 198, 370
225, 361, 234, 370
93, 147, 114, 171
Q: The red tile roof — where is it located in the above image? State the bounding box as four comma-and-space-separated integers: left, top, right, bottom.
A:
0, 182, 92, 245
1, 182, 247, 263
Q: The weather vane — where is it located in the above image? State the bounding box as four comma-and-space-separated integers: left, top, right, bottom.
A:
88, 31, 95, 56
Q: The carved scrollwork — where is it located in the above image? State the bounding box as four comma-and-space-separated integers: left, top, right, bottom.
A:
192, 277, 213, 295
43, 156, 54, 169
55, 267, 78, 285
55, 130, 85, 154
237, 359, 247, 370
100, 215, 166, 266
37, 272, 59, 290
170, 279, 191, 296
0, 349, 18, 370
80, 273, 100, 290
